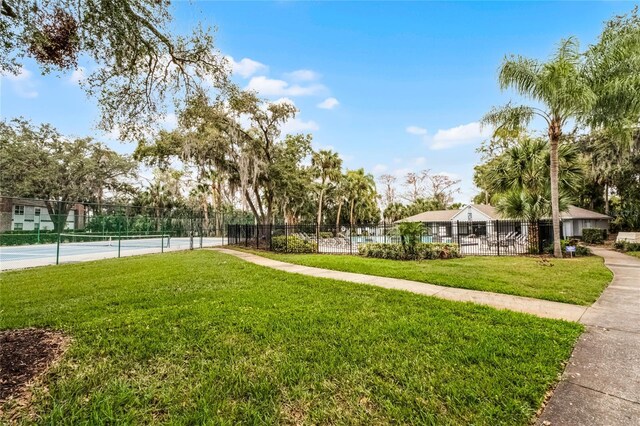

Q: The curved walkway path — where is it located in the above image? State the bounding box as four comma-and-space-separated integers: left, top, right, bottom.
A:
214, 248, 587, 321
537, 248, 640, 425
215, 247, 640, 424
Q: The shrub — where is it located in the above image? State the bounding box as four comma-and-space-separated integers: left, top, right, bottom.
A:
271, 235, 317, 253
319, 232, 333, 239
358, 242, 460, 260
397, 222, 424, 254
544, 239, 591, 257
0, 230, 60, 246
582, 228, 607, 244
614, 241, 640, 252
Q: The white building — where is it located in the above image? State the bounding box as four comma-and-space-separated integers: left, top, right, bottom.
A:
0, 198, 85, 232
398, 204, 611, 239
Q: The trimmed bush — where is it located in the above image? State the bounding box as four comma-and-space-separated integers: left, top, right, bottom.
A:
0, 231, 60, 246
582, 228, 607, 244
319, 232, 333, 239
358, 242, 461, 260
271, 235, 317, 253
614, 241, 640, 252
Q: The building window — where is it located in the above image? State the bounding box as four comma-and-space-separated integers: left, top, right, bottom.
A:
14, 223, 23, 231
34, 223, 40, 231
14, 205, 24, 215
35, 208, 41, 216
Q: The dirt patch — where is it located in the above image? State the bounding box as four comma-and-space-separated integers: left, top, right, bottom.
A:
0, 328, 69, 405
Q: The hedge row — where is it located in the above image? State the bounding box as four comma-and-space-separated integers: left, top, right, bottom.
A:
614, 241, 640, 252
0, 232, 60, 246
358, 242, 461, 260
582, 228, 608, 244
271, 235, 318, 253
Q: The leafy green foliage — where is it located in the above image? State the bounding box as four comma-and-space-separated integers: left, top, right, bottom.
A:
544, 239, 592, 257
397, 222, 424, 253
582, 228, 608, 244
271, 235, 317, 253
359, 242, 461, 260
614, 241, 640, 252
1, 0, 228, 140
0, 230, 60, 246
0, 119, 137, 231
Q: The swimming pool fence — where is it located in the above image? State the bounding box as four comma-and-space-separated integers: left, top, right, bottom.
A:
226, 220, 559, 256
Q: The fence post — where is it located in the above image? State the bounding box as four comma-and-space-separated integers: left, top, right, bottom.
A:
496, 220, 500, 256
245, 223, 248, 247
117, 217, 121, 258
161, 212, 165, 253
457, 221, 460, 246
56, 229, 61, 265
285, 223, 288, 252
349, 222, 353, 255
316, 223, 319, 253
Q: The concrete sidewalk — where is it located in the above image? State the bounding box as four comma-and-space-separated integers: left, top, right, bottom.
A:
214, 248, 588, 321
537, 248, 640, 425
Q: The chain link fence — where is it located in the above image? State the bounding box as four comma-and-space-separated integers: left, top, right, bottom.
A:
0, 196, 254, 268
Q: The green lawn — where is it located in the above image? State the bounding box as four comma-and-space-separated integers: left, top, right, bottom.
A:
249, 251, 612, 305
627, 251, 640, 259
0, 251, 582, 425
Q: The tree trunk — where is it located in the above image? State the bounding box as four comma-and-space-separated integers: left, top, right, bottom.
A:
316, 188, 324, 227
335, 201, 343, 236
349, 199, 355, 227
549, 128, 562, 258
44, 200, 72, 234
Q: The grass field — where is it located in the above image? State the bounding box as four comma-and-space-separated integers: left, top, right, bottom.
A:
627, 251, 640, 259
248, 251, 612, 305
1, 250, 582, 424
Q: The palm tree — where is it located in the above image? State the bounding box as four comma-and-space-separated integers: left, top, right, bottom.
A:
345, 168, 377, 227
486, 137, 583, 252
311, 150, 342, 226
383, 202, 407, 223
482, 38, 596, 257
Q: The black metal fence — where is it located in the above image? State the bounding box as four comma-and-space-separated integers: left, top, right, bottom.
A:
227, 220, 558, 256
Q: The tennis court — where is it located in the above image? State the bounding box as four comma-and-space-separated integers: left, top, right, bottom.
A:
0, 235, 224, 271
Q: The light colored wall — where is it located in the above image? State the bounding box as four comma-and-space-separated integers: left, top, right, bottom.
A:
11, 205, 75, 231
451, 205, 493, 222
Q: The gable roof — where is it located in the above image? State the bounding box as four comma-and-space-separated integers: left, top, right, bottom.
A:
561, 205, 612, 220
396, 209, 458, 222
396, 204, 611, 222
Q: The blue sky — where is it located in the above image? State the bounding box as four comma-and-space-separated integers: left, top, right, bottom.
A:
0, 1, 633, 202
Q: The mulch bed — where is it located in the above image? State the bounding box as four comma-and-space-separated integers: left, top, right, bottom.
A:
0, 329, 69, 404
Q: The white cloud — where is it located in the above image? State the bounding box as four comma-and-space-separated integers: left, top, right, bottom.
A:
406, 126, 428, 136
2, 67, 38, 98
373, 164, 388, 174
430, 122, 491, 150
245, 76, 325, 97
161, 113, 178, 130
414, 156, 427, 166
69, 67, 86, 84
226, 56, 267, 78
317, 97, 339, 110
272, 97, 296, 106
281, 117, 320, 135
285, 69, 320, 82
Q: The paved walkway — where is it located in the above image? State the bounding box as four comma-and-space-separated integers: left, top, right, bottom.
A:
537, 248, 640, 425
215, 247, 640, 425
214, 248, 587, 321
